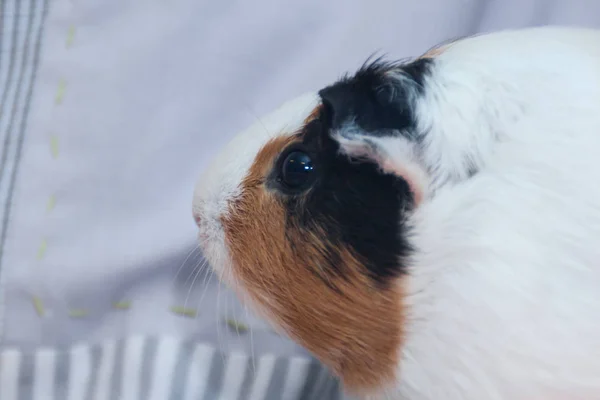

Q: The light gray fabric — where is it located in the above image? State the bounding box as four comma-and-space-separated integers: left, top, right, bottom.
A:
1, 0, 600, 399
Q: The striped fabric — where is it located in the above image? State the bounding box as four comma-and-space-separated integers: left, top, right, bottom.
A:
0, 336, 344, 400
0, 0, 49, 288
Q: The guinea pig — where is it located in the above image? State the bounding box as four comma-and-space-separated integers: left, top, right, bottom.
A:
192, 26, 600, 399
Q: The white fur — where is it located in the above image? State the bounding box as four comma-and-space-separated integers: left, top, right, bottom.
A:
194, 26, 600, 399
388, 26, 600, 400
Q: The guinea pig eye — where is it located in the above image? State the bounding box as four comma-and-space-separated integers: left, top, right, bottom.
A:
279, 151, 315, 190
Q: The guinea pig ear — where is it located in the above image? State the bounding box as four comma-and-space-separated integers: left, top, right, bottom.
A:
332, 129, 430, 205
316, 58, 433, 203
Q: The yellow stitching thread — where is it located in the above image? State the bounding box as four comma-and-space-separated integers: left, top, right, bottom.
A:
66, 25, 76, 48
225, 318, 249, 334
170, 306, 197, 318
46, 195, 56, 212
36, 239, 47, 260
68, 309, 89, 318
50, 135, 59, 158
32, 296, 45, 317
55, 80, 67, 104
112, 301, 131, 310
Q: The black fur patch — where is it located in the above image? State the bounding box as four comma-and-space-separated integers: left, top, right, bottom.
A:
318, 57, 433, 138
272, 58, 432, 283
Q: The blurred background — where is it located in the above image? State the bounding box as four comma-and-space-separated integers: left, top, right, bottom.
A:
0, 0, 599, 399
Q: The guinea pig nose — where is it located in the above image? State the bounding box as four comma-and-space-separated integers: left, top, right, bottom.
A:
193, 212, 202, 227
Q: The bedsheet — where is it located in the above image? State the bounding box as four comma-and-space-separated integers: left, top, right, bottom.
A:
1, 0, 599, 399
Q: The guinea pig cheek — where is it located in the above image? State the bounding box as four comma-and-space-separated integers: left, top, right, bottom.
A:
223, 207, 407, 396
220, 137, 407, 396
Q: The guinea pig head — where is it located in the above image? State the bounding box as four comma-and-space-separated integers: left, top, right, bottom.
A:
192, 60, 433, 394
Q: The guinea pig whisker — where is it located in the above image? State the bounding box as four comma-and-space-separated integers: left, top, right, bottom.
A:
241, 102, 272, 138
178, 250, 205, 291
182, 258, 206, 314
240, 99, 311, 142
244, 305, 257, 374
195, 260, 214, 309
170, 245, 201, 288
216, 271, 228, 363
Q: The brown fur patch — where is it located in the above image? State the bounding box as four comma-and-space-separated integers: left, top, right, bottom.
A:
222, 135, 405, 395
303, 104, 324, 125
420, 36, 464, 59
420, 43, 448, 59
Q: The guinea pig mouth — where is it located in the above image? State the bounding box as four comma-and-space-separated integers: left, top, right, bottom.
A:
196, 222, 216, 247
194, 215, 210, 243
197, 231, 210, 243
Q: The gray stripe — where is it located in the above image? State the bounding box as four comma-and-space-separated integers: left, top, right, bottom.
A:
313, 365, 337, 400
54, 349, 70, 400
297, 360, 323, 400
322, 373, 344, 400
201, 351, 225, 400
0, 0, 5, 70
0, 0, 49, 296
0, 0, 19, 116
264, 357, 289, 400
0, 0, 37, 126
18, 351, 33, 400
84, 343, 103, 399
236, 355, 257, 400
138, 337, 157, 400
0, 0, 21, 191
168, 341, 194, 400
109, 339, 125, 400
1, 0, 35, 180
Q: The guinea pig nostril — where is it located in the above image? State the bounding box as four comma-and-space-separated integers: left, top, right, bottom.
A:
193, 213, 202, 227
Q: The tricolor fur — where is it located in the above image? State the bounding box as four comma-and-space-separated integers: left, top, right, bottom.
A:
192, 26, 600, 399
